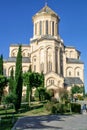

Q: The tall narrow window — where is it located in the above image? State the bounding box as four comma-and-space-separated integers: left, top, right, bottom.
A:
77, 72, 80, 76
46, 20, 48, 35
40, 63, 44, 72
55, 48, 58, 73
40, 21, 42, 35
35, 23, 37, 35
69, 71, 71, 76
52, 21, 54, 36
60, 48, 63, 76
48, 61, 52, 72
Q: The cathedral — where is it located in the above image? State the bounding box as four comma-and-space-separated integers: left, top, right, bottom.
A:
3, 5, 84, 99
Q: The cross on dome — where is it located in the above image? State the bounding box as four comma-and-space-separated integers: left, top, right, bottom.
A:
45, 0, 48, 6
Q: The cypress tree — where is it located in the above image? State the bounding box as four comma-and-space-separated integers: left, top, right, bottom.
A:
0, 54, 3, 75
9, 67, 14, 93
14, 45, 23, 112
0, 75, 8, 104
0, 54, 4, 104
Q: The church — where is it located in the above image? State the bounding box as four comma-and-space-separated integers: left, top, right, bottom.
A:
3, 5, 84, 99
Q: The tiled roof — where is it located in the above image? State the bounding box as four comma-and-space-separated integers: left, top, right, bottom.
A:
66, 58, 83, 64
65, 46, 81, 54
64, 77, 83, 86
4, 57, 30, 63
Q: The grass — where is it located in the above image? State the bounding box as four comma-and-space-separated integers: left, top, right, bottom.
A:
0, 101, 50, 130
0, 116, 17, 130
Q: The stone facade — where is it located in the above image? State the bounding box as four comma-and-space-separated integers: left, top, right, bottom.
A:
3, 5, 84, 98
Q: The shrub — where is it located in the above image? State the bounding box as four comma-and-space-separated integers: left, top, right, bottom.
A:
51, 105, 57, 114
71, 103, 81, 113
77, 95, 84, 100
57, 103, 67, 114
51, 97, 58, 103
45, 102, 53, 111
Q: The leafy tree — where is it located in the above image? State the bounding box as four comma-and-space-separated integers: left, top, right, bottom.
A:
35, 87, 46, 101
71, 85, 84, 95
0, 75, 8, 104
0, 54, 3, 75
4, 93, 17, 105
31, 72, 42, 88
71, 85, 84, 100
14, 45, 23, 112
23, 72, 43, 106
9, 67, 14, 93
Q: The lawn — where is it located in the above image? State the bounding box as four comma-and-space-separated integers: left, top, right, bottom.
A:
0, 101, 50, 130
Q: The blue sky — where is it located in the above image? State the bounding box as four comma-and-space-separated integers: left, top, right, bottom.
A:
0, 0, 87, 92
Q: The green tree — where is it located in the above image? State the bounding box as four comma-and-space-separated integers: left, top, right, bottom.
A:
71, 85, 84, 95
23, 72, 43, 106
0, 75, 8, 104
14, 45, 23, 112
0, 54, 3, 75
4, 93, 17, 105
71, 85, 84, 100
9, 67, 14, 93
35, 87, 46, 101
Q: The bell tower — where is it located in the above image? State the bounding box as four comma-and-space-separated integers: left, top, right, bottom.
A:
32, 5, 60, 40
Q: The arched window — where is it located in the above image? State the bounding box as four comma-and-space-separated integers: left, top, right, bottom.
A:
69, 71, 71, 76
12, 52, 15, 57
66, 67, 73, 77
22, 53, 25, 57
77, 71, 80, 76
75, 67, 81, 77
11, 49, 18, 57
